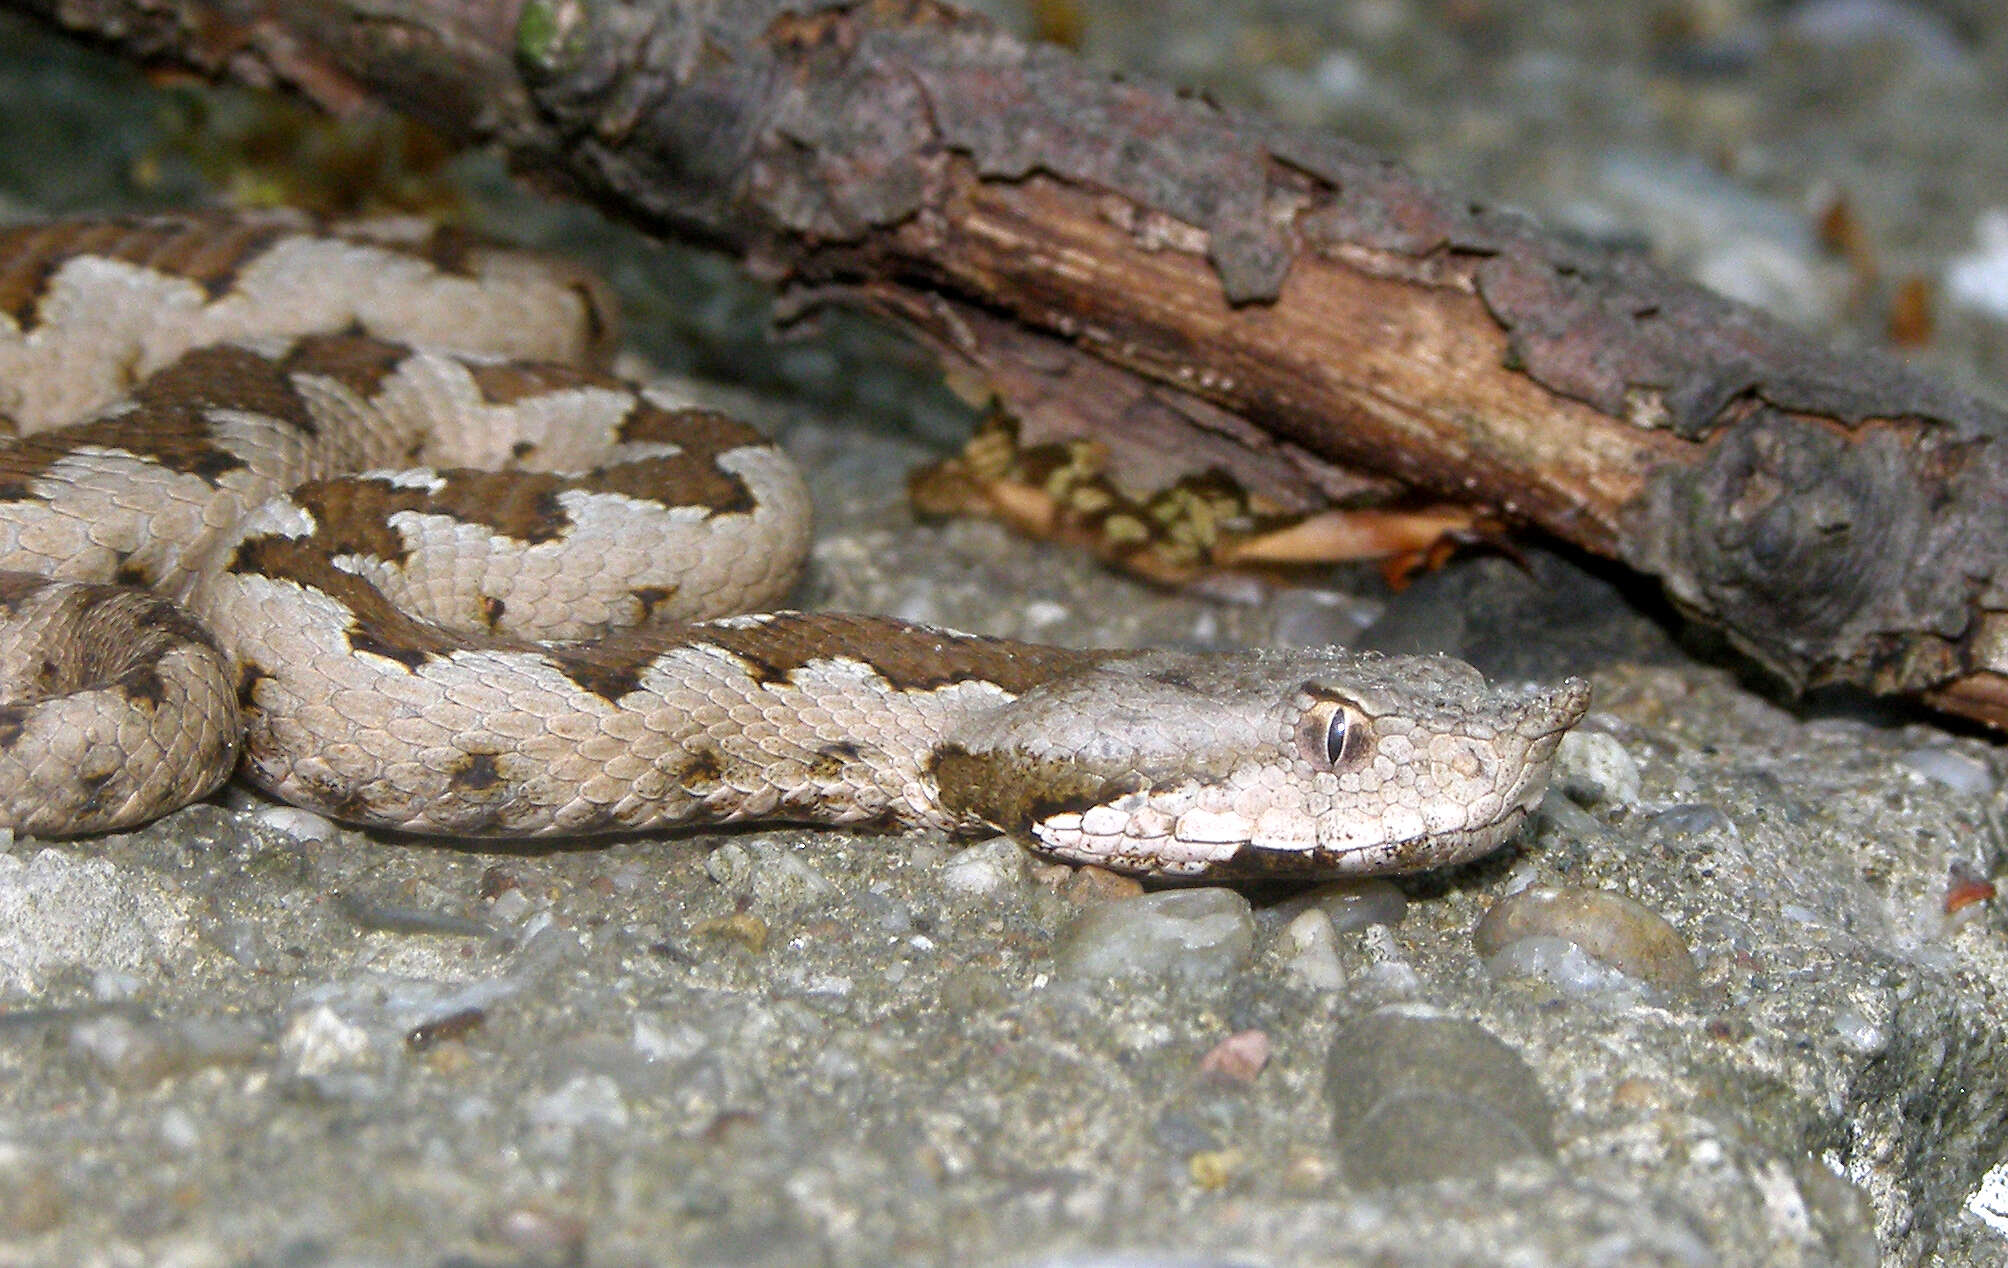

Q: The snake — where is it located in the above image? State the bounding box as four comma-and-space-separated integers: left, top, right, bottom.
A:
0, 212, 1589, 878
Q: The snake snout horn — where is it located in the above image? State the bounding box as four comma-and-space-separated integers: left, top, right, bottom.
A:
1519, 677, 1592, 740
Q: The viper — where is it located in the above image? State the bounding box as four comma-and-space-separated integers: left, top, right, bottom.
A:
0, 213, 1588, 877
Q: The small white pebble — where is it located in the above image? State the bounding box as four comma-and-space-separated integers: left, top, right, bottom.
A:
1832, 1010, 1888, 1054
91, 970, 146, 1002
1055, 888, 1255, 984
1281, 909, 1347, 992
157, 1108, 202, 1153
1946, 210, 2008, 319
702, 841, 754, 890
1555, 729, 1642, 807
1483, 935, 1646, 1000
748, 848, 835, 907
1899, 747, 1996, 798
940, 838, 1031, 897
486, 888, 533, 926
253, 805, 339, 845
1020, 599, 1071, 629
280, 1005, 374, 1077
1356, 924, 1423, 996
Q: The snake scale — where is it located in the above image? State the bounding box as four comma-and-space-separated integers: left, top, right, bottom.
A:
0, 213, 1588, 877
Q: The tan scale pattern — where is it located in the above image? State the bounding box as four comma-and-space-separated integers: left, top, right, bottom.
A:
0, 215, 1589, 876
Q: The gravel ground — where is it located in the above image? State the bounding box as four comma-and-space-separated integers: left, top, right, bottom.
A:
4, 2, 2008, 1265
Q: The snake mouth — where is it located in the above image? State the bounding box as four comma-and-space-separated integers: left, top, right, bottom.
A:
1029, 800, 1542, 880
1210, 803, 1536, 879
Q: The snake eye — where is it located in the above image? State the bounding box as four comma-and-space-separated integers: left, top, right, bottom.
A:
1297, 696, 1367, 769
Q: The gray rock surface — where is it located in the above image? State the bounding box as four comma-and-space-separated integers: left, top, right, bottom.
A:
2, 2, 2007, 1265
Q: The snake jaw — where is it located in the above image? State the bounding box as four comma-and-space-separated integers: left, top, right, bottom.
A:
983, 658, 1591, 879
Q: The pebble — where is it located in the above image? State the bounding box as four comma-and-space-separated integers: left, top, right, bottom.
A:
1554, 728, 1642, 807
1481, 936, 1655, 1002
1898, 746, 1996, 798
750, 847, 836, 908
1060, 865, 1146, 903
1831, 1010, 1888, 1055
1196, 1029, 1270, 1083
940, 837, 1033, 898
1945, 209, 2008, 320
1648, 803, 1738, 840
1324, 1007, 1556, 1187
1475, 885, 1700, 997
486, 887, 534, 926
705, 839, 835, 907
1279, 908, 1347, 992
690, 912, 769, 956
251, 805, 340, 845
1355, 925, 1423, 997
1053, 888, 1255, 985
156, 1107, 202, 1153
280, 1005, 376, 1078
1306, 878, 1407, 932
1186, 1147, 1243, 1191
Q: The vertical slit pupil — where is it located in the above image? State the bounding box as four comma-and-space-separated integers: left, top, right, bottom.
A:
1325, 709, 1350, 765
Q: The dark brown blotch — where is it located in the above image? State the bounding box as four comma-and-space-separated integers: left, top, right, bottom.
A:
71, 585, 223, 663
447, 751, 504, 791
119, 665, 169, 709
542, 640, 650, 702
301, 774, 382, 826
670, 746, 725, 792
280, 332, 414, 399
428, 470, 572, 544
631, 586, 675, 620
806, 742, 860, 782
0, 573, 45, 607
293, 469, 581, 555
928, 743, 1143, 836
0, 215, 289, 327
1143, 664, 1204, 692
236, 659, 273, 710
111, 559, 154, 588
692, 613, 1098, 696
349, 626, 435, 672
465, 360, 599, 406
125, 589, 219, 652
0, 406, 251, 493
132, 343, 324, 440
73, 766, 116, 817
232, 533, 469, 671
137, 215, 294, 300
0, 225, 81, 328
608, 406, 770, 516
406, 222, 479, 275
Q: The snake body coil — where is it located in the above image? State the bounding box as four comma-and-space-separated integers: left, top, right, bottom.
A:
0, 214, 1586, 877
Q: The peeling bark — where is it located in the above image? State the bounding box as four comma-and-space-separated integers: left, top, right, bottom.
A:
12, 0, 2008, 726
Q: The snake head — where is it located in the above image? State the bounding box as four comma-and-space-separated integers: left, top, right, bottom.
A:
931, 648, 1590, 879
